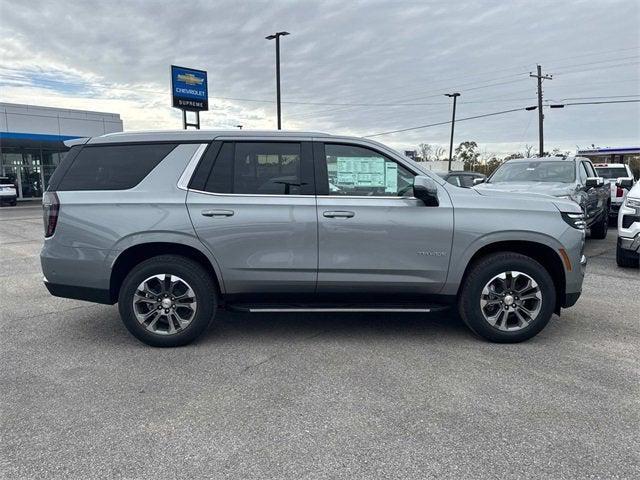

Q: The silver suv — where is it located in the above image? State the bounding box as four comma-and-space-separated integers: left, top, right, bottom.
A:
41, 131, 587, 347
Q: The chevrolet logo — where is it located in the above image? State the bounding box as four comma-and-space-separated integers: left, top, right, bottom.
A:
177, 73, 204, 86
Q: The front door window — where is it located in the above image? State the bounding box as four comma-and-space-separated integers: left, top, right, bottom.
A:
323, 144, 415, 197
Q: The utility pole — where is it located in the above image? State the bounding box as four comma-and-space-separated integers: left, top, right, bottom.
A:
266, 31, 290, 130
444, 93, 461, 171
530, 65, 552, 157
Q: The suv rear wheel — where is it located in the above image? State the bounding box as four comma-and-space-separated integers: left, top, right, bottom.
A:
118, 255, 217, 347
458, 252, 556, 343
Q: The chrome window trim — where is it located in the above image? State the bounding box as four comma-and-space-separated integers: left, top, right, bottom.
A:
187, 188, 313, 199
321, 195, 417, 200
186, 188, 416, 201
177, 143, 209, 191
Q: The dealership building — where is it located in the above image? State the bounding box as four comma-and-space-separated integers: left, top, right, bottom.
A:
0, 102, 123, 200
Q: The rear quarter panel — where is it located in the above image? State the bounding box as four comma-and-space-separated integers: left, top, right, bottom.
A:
41, 143, 215, 290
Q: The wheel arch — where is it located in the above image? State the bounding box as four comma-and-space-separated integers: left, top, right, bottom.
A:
456, 240, 566, 314
109, 241, 224, 304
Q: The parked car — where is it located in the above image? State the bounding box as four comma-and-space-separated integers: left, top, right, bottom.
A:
594, 163, 635, 219
435, 171, 485, 188
475, 156, 610, 239
41, 131, 586, 347
0, 176, 17, 206
615, 178, 640, 268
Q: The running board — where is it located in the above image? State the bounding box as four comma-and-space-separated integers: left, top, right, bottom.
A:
226, 303, 450, 313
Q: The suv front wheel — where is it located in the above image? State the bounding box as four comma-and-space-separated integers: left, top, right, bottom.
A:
458, 252, 556, 343
118, 255, 217, 347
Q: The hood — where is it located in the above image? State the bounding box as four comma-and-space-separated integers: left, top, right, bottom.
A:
473, 182, 581, 213
475, 181, 574, 197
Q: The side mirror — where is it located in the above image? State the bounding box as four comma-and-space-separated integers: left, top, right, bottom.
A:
585, 177, 604, 189
616, 178, 634, 189
473, 177, 485, 185
413, 175, 439, 206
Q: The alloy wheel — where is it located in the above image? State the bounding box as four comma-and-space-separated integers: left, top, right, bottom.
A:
132, 274, 197, 335
480, 271, 542, 331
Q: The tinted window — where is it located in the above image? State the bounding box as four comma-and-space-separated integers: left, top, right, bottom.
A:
204, 142, 303, 195
235, 142, 302, 195
324, 144, 414, 196
205, 142, 310, 195
57, 144, 177, 191
204, 142, 234, 193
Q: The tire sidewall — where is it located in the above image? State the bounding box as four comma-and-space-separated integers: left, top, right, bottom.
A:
118, 256, 216, 347
461, 255, 556, 343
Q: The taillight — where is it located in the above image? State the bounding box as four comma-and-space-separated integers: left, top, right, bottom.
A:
43, 192, 60, 238
616, 186, 624, 197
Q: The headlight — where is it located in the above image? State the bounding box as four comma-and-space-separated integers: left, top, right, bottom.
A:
561, 212, 586, 230
625, 197, 640, 208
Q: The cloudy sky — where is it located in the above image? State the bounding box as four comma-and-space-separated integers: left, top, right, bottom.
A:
0, 0, 638, 154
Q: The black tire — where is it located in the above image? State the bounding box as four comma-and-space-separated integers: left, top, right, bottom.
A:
458, 252, 556, 343
118, 255, 217, 347
590, 209, 609, 239
616, 242, 639, 268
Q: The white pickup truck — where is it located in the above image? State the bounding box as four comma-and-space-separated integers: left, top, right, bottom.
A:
616, 178, 640, 268
0, 176, 18, 206
594, 163, 635, 219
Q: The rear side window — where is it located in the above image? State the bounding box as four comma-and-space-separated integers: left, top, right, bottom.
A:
595, 167, 628, 179
57, 143, 177, 191
203, 142, 304, 195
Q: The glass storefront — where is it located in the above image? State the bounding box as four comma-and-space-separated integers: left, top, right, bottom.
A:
0, 143, 69, 200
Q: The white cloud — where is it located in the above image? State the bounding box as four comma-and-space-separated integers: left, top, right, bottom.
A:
0, 0, 638, 153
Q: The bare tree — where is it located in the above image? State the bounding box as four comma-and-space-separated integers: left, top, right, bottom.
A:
417, 143, 433, 162
524, 144, 534, 158
433, 146, 447, 161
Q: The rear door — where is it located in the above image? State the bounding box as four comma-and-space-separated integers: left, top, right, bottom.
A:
187, 139, 318, 294
314, 141, 454, 296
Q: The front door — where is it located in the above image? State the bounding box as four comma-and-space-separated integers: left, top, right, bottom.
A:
187, 140, 317, 294
314, 142, 454, 296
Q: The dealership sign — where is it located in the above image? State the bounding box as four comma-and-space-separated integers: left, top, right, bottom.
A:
171, 65, 208, 111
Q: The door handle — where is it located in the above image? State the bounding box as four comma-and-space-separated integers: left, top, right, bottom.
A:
323, 210, 355, 218
201, 209, 234, 218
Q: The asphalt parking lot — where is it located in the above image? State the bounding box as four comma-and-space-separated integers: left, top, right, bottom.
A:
1, 203, 638, 479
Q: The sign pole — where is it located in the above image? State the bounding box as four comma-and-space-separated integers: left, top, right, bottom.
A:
182, 110, 187, 130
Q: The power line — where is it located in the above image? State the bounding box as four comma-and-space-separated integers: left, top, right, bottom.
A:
545, 94, 640, 103
364, 107, 525, 138
559, 99, 640, 106
364, 99, 640, 138
553, 60, 640, 76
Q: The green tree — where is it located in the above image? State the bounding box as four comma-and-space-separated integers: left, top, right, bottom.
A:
455, 141, 479, 171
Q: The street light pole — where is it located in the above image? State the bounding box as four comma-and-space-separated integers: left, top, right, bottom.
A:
445, 93, 460, 171
266, 31, 290, 130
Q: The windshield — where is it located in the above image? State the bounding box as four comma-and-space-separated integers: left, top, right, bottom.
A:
595, 167, 628, 179
489, 161, 576, 183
